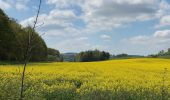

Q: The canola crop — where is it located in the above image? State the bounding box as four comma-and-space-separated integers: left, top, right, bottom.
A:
0, 58, 170, 100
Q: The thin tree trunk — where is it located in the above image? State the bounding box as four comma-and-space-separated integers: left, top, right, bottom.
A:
19, 0, 42, 100
20, 62, 27, 100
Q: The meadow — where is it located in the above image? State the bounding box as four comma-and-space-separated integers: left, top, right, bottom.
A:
0, 58, 170, 100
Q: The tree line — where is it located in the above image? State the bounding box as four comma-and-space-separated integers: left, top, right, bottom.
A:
149, 48, 170, 58
0, 8, 63, 62
3, 8, 169, 63
0, 8, 111, 62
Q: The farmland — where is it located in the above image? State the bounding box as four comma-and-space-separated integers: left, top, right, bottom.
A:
0, 58, 170, 100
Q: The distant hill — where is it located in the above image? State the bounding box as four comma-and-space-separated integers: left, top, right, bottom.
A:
62, 53, 77, 62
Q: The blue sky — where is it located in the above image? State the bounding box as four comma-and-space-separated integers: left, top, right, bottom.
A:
1, 0, 170, 55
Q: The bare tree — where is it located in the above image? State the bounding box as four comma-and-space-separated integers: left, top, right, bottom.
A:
20, 0, 42, 99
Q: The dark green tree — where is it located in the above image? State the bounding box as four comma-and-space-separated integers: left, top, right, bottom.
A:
0, 9, 18, 61
47, 48, 63, 62
0, 8, 47, 62
76, 50, 110, 62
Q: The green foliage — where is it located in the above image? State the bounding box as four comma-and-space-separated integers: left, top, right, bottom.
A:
111, 54, 144, 59
116, 53, 128, 58
149, 48, 170, 58
0, 9, 17, 61
47, 48, 63, 62
76, 50, 110, 62
0, 9, 47, 62
48, 48, 60, 56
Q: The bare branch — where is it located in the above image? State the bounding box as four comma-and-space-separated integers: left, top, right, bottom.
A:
40, 32, 46, 37
35, 22, 44, 28
19, 0, 42, 100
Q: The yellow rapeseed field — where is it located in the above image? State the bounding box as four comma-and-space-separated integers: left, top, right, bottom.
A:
0, 58, 170, 100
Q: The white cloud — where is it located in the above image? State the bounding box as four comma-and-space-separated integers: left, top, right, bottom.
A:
77, 37, 88, 41
20, 0, 169, 37
21, 9, 77, 27
154, 30, 170, 38
0, 0, 11, 10
157, 15, 170, 27
121, 30, 170, 55
46, 0, 83, 8
155, 1, 170, 28
20, 0, 170, 53
44, 0, 170, 33
16, 3, 27, 11
53, 38, 109, 53
0, 0, 29, 11
125, 30, 170, 45
82, 0, 164, 31
100, 34, 112, 41
42, 27, 82, 37
20, 16, 35, 27
15, 0, 29, 11
20, 9, 82, 38
127, 36, 150, 44
52, 37, 91, 52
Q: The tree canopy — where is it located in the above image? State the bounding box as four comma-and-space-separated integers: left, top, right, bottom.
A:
47, 48, 63, 62
76, 50, 110, 62
0, 9, 47, 61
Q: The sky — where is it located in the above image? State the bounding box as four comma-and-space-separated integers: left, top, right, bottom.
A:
0, 0, 170, 55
